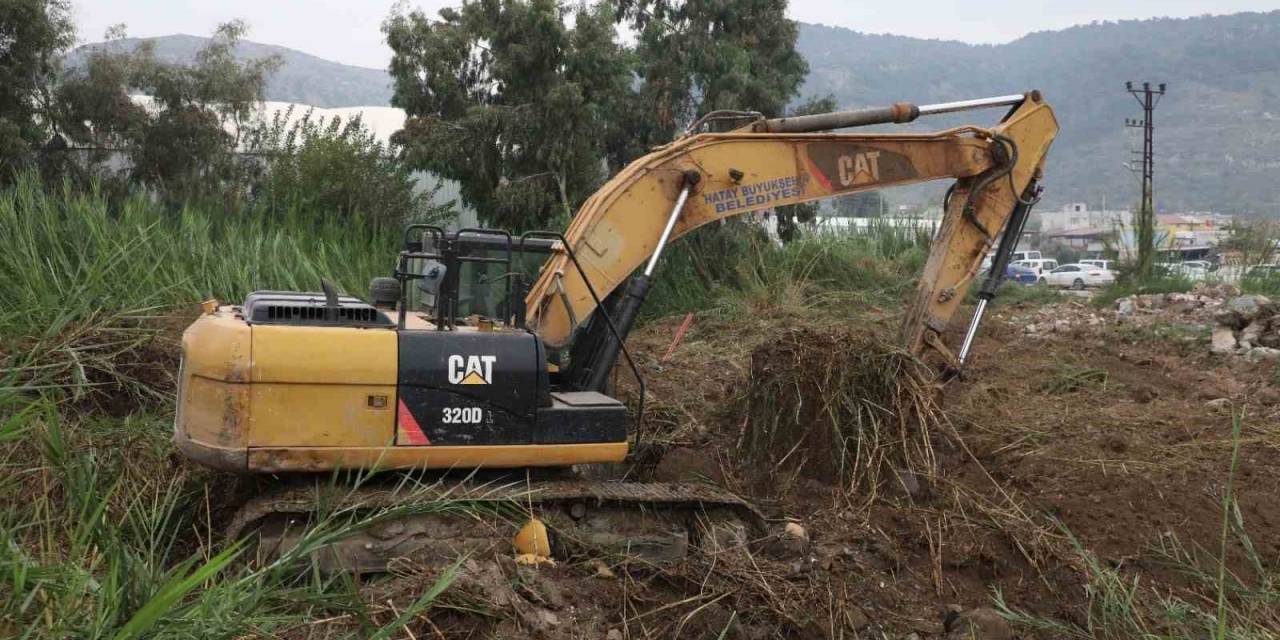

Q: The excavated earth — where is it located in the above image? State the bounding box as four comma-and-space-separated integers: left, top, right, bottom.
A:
252, 297, 1280, 638
527, 298, 1277, 639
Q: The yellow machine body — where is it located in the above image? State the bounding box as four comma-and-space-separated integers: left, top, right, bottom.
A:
175, 306, 628, 473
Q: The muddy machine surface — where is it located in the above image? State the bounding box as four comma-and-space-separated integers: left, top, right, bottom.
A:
175, 92, 1058, 570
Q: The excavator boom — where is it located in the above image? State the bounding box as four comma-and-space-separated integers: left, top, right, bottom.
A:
525, 92, 1058, 367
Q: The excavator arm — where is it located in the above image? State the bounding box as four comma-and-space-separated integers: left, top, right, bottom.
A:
525, 92, 1058, 374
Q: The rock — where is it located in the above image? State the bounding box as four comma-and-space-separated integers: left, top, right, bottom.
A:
591, 559, 616, 579
1247, 346, 1280, 362
768, 521, 811, 559
1215, 310, 1248, 331
1228, 295, 1272, 321
1260, 330, 1280, 350
1240, 321, 1263, 343
606, 629, 623, 640
1205, 398, 1232, 411
1211, 326, 1238, 355
784, 521, 809, 542
945, 607, 1013, 640
1024, 323, 1038, 334
1116, 298, 1136, 317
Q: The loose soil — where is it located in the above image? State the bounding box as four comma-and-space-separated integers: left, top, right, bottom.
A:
155, 299, 1280, 638
576, 299, 1279, 638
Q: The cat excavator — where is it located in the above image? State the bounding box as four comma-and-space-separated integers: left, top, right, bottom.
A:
175, 91, 1057, 570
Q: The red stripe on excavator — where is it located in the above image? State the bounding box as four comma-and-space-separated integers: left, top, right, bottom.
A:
803, 151, 834, 192
397, 398, 431, 445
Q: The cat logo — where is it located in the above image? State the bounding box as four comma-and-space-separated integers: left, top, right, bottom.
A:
448, 355, 497, 385
837, 151, 882, 186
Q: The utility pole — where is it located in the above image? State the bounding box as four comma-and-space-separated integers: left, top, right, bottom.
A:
1125, 81, 1165, 279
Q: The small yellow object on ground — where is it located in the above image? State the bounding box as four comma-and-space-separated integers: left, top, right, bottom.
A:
515, 553, 556, 566
513, 517, 552, 562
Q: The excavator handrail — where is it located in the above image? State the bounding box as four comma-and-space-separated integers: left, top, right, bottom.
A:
520, 230, 648, 450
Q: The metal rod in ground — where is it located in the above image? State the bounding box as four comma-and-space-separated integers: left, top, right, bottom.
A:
661, 313, 696, 363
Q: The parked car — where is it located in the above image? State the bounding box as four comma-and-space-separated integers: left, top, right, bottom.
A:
981, 250, 1042, 273
1013, 258, 1059, 278
1005, 262, 1039, 285
1043, 263, 1116, 289
1168, 260, 1217, 281
1079, 259, 1113, 271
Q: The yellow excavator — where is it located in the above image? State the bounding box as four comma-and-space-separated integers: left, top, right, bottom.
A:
175, 91, 1057, 570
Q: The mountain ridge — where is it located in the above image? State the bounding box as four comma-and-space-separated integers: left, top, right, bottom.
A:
67, 10, 1280, 213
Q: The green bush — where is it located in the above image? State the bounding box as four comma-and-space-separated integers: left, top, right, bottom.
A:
1241, 274, 1280, 298
246, 106, 452, 225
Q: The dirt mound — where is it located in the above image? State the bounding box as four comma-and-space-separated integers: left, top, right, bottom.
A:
608, 297, 1280, 637
739, 327, 942, 497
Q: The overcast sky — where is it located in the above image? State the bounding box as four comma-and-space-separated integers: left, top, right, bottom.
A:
72, 0, 1278, 69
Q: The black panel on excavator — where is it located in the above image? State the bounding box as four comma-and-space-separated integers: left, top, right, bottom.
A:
398, 330, 546, 445
535, 392, 629, 444
397, 330, 630, 447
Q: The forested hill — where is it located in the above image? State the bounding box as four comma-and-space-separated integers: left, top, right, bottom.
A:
797, 12, 1280, 214
71, 11, 1280, 213
65, 34, 393, 108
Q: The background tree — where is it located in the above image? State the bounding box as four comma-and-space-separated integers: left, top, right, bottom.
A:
384, 0, 633, 231
245, 106, 452, 225
0, 0, 74, 181
386, 0, 809, 231
55, 21, 279, 206
618, 0, 808, 147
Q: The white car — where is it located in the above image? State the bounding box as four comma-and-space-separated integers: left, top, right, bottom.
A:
981, 250, 1042, 273
1173, 260, 1215, 281
1043, 263, 1115, 289
1013, 258, 1059, 277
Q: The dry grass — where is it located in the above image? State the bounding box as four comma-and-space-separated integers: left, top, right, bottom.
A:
738, 327, 944, 503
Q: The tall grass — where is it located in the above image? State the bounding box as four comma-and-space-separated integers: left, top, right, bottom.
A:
0, 173, 400, 402
1241, 274, 1280, 298
0, 176, 489, 638
644, 220, 930, 320
0, 402, 468, 639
